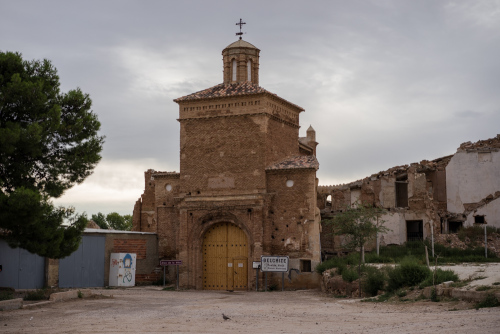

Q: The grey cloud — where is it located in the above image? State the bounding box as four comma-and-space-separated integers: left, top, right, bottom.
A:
2, 0, 500, 216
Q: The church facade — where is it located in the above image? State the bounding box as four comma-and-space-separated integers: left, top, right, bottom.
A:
132, 38, 321, 290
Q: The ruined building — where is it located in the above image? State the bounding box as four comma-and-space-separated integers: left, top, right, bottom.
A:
132, 38, 321, 290
318, 135, 500, 257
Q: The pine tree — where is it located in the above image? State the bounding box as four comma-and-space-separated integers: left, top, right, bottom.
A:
0, 52, 104, 258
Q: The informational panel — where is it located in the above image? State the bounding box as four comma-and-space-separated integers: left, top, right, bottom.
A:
260, 256, 289, 272
160, 260, 182, 266
109, 253, 136, 287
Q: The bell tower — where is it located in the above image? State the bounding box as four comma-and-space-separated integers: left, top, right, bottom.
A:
222, 40, 260, 85
222, 19, 260, 85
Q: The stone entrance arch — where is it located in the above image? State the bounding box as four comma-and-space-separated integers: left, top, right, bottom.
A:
202, 222, 248, 290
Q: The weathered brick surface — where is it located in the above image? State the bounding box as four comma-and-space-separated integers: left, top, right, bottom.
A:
132, 39, 320, 290
113, 239, 147, 259
96, 232, 158, 286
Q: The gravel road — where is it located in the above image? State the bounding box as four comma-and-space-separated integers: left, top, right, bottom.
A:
1, 287, 499, 334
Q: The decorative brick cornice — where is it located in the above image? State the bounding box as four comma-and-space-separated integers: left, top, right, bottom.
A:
177, 112, 300, 129
266, 155, 319, 171
174, 82, 304, 112
152, 172, 180, 180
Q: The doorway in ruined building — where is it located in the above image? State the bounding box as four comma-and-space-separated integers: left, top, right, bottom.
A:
449, 221, 463, 233
406, 220, 423, 241
202, 222, 248, 290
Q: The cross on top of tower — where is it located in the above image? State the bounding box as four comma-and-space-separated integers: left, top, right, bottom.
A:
235, 18, 246, 40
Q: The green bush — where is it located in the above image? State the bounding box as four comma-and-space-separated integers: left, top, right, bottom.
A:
23, 289, 47, 301
316, 258, 336, 274
344, 253, 360, 265
341, 267, 359, 282
387, 256, 431, 291
315, 257, 352, 275
336, 263, 346, 276
430, 287, 439, 302
475, 294, 500, 309
0, 289, 14, 301
365, 253, 394, 264
362, 268, 386, 296
420, 268, 459, 288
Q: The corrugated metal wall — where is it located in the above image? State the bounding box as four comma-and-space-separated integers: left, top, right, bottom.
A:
59, 235, 105, 288
0, 240, 45, 289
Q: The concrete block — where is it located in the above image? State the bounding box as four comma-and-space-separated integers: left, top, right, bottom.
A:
0, 298, 23, 311
451, 289, 487, 302
442, 281, 454, 287
49, 289, 92, 302
22, 301, 53, 309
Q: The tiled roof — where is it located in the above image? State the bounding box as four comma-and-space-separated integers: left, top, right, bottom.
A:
174, 82, 304, 111
266, 155, 319, 171
174, 82, 266, 102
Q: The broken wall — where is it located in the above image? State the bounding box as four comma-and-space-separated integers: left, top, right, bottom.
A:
446, 136, 500, 228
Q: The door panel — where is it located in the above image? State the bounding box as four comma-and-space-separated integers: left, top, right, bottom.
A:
59, 235, 105, 288
203, 222, 248, 290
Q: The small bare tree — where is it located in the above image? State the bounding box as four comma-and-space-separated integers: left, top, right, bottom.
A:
329, 202, 389, 297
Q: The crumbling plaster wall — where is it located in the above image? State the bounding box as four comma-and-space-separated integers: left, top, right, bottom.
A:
319, 160, 448, 251
464, 197, 500, 228
447, 149, 500, 218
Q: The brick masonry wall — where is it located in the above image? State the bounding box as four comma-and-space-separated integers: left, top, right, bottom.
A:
265, 169, 318, 258
132, 82, 318, 289
265, 117, 299, 166
179, 115, 266, 194
99, 232, 159, 286
113, 239, 147, 259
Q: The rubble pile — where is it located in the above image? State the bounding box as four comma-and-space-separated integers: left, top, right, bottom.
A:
459, 134, 500, 150
434, 232, 500, 257
321, 269, 364, 297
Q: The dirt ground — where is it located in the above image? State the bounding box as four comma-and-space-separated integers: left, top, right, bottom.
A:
0, 287, 499, 334
1, 263, 500, 334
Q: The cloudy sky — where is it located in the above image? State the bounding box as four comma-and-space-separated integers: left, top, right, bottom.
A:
1, 0, 499, 217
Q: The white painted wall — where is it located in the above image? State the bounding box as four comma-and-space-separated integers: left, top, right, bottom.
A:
378, 211, 430, 245
379, 212, 403, 245
465, 197, 500, 228
446, 150, 500, 213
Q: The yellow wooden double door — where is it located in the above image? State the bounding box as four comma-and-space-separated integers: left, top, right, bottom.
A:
203, 222, 248, 290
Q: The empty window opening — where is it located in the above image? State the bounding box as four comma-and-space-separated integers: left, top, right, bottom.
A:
395, 174, 408, 208
449, 221, 463, 233
232, 59, 237, 81
300, 259, 312, 273
474, 216, 485, 225
478, 152, 492, 163
326, 195, 332, 207
247, 60, 252, 81
406, 220, 423, 241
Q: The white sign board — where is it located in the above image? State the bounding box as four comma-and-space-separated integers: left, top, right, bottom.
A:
260, 256, 289, 272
